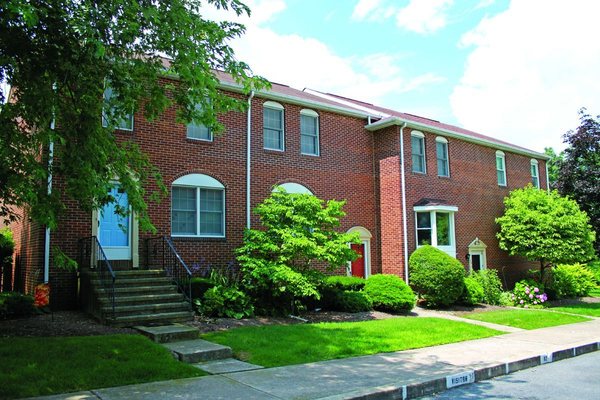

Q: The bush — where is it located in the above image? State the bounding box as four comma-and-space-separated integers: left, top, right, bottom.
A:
512, 279, 547, 308
550, 264, 596, 299
409, 246, 465, 307
364, 274, 415, 313
196, 285, 254, 319
588, 261, 600, 285
334, 290, 373, 313
0, 292, 36, 319
471, 269, 504, 305
318, 275, 366, 310
190, 277, 215, 300
499, 291, 514, 306
461, 277, 485, 305
324, 275, 366, 291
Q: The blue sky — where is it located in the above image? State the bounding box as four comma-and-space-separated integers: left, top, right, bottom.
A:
209, 0, 600, 153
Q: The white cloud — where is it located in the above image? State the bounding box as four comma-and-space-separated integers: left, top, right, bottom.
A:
396, 0, 454, 34
352, 0, 382, 20
451, 0, 600, 152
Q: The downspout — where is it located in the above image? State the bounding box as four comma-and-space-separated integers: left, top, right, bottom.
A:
399, 122, 409, 284
545, 161, 550, 193
44, 122, 55, 284
246, 90, 255, 229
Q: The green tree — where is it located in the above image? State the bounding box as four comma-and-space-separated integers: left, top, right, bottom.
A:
496, 186, 596, 277
237, 189, 360, 314
0, 0, 266, 230
544, 147, 563, 189
556, 109, 600, 255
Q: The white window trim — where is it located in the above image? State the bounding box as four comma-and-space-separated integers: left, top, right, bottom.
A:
272, 182, 313, 195
414, 207, 457, 258
411, 131, 426, 174
346, 226, 373, 279
435, 136, 450, 177
171, 174, 225, 238
263, 101, 285, 151
186, 103, 213, 142
531, 159, 540, 188
468, 237, 487, 272
496, 150, 507, 187
102, 86, 134, 132
300, 109, 320, 156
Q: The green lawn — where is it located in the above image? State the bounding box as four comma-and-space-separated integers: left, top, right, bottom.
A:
0, 334, 205, 399
202, 317, 501, 367
462, 309, 590, 330
551, 303, 600, 317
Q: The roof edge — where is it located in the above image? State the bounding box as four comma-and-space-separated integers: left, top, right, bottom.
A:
366, 117, 550, 160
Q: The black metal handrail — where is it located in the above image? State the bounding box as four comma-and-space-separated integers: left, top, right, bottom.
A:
146, 236, 192, 304
78, 236, 116, 319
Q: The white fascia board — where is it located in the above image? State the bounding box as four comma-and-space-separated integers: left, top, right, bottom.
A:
366, 117, 550, 160
414, 205, 459, 212
218, 82, 370, 119
303, 88, 390, 118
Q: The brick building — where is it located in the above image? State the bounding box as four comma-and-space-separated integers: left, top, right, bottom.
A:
8, 72, 548, 309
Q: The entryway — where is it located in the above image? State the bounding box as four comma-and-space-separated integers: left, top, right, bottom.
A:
347, 226, 372, 278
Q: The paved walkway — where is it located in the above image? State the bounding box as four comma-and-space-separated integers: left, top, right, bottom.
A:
30, 317, 600, 400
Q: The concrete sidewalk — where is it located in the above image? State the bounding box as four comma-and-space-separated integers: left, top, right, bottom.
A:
30, 318, 600, 400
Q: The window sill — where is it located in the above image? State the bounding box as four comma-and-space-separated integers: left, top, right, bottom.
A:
186, 138, 213, 144
263, 148, 285, 154
412, 171, 427, 175
301, 152, 320, 157
171, 236, 226, 242
437, 175, 451, 179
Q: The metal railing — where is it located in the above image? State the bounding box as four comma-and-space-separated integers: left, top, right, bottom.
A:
78, 236, 116, 319
146, 236, 192, 304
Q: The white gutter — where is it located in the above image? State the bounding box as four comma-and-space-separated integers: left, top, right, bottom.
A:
365, 117, 550, 160
399, 122, 409, 284
545, 161, 550, 192
246, 90, 255, 229
44, 128, 55, 284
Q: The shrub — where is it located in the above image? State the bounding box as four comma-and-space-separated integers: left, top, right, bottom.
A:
409, 246, 465, 307
196, 285, 254, 319
550, 264, 596, 299
512, 280, 547, 308
364, 274, 415, 313
499, 291, 514, 306
334, 290, 373, 313
318, 275, 366, 310
588, 261, 600, 285
0, 292, 36, 319
461, 277, 485, 305
471, 269, 504, 305
190, 277, 215, 300
324, 275, 366, 291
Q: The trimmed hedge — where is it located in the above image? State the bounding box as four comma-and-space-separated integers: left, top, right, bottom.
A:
0, 292, 35, 319
461, 277, 485, 305
409, 245, 465, 307
364, 274, 415, 313
324, 275, 366, 291
470, 269, 504, 305
335, 290, 373, 313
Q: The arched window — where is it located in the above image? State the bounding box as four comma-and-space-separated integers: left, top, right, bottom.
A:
496, 150, 506, 186
411, 131, 426, 173
171, 174, 225, 237
531, 159, 540, 188
300, 109, 319, 156
435, 136, 449, 177
263, 101, 285, 151
272, 182, 313, 195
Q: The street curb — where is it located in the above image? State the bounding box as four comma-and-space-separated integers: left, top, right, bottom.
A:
319, 342, 600, 399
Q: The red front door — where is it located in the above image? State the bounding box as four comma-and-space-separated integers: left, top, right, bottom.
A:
351, 243, 365, 278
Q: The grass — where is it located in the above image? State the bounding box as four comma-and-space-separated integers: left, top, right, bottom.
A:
0, 334, 205, 399
551, 303, 600, 317
202, 317, 501, 367
462, 309, 590, 330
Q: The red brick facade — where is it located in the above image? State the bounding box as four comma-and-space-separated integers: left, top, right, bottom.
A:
7, 78, 548, 308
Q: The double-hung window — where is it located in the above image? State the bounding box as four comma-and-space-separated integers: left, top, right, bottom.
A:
300, 109, 319, 156
187, 103, 212, 141
171, 174, 225, 237
496, 151, 507, 186
263, 101, 284, 151
415, 205, 457, 257
436, 137, 449, 177
531, 159, 540, 188
411, 132, 426, 173
102, 86, 134, 131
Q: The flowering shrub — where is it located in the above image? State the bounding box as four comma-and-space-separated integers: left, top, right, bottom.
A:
512, 280, 548, 308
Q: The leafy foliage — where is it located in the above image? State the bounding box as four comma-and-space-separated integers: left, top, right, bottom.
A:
496, 186, 596, 273
556, 109, 600, 255
470, 269, 504, 305
0, 228, 14, 273
512, 280, 547, 308
318, 275, 367, 311
190, 277, 215, 300
333, 290, 373, 313
0, 0, 267, 230
323, 275, 366, 291
408, 245, 465, 307
364, 274, 415, 313
461, 277, 485, 305
544, 147, 564, 189
0, 292, 35, 319
196, 285, 254, 319
237, 190, 359, 315
549, 264, 596, 299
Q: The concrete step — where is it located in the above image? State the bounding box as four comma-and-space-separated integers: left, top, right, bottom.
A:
91, 277, 173, 287
107, 311, 194, 327
102, 301, 191, 316
192, 358, 264, 374
163, 339, 232, 363
134, 323, 200, 343
96, 285, 178, 296
110, 293, 186, 306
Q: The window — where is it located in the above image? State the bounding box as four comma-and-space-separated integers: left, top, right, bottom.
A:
414, 205, 458, 257
496, 151, 507, 186
436, 137, 449, 177
272, 182, 313, 195
411, 131, 426, 173
531, 159, 540, 188
171, 174, 225, 237
300, 109, 319, 156
102, 86, 133, 131
263, 101, 284, 151
187, 103, 212, 141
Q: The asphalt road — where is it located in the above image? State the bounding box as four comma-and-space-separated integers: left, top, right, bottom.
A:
421, 351, 600, 399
